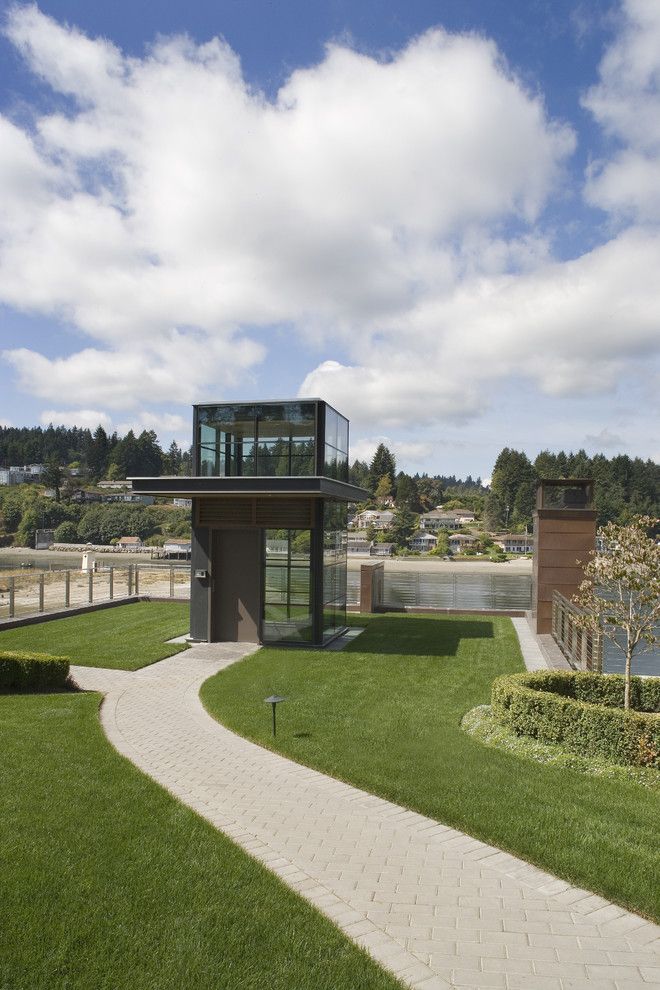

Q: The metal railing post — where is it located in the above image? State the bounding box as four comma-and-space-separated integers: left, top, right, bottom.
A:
109, 566, 114, 600
170, 565, 174, 598
552, 589, 603, 672
65, 570, 70, 608
593, 630, 603, 673
134, 565, 139, 596
9, 576, 14, 618
128, 565, 134, 597
39, 573, 45, 613
88, 569, 94, 603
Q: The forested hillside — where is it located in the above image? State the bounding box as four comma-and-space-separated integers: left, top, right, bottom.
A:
2, 426, 657, 542
0, 425, 191, 479
485, 448, 658, 528
351, 444, 658, 530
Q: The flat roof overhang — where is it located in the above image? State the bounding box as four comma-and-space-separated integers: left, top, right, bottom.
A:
129, 475, 369, 503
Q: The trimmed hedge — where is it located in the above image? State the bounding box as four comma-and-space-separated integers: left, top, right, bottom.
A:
492, 670, 660, 769
0, 651, 70, 692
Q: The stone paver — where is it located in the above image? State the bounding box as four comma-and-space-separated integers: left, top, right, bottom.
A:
72, 645, 660, 990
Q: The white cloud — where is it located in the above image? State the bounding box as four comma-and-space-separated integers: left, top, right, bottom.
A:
3, 331, 264, 409
0, 417, 14, 428
583, 0, 660, 220
115, 410, 189, 439
584, 427, 627, 449
348, 434, 433, 471
0, 3, 657, 450
302, 228, 660, 426
39, 408, 112, 430
0, 6, 574, 420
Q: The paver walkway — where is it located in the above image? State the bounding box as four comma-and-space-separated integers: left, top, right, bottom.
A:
72, 646, 660, 990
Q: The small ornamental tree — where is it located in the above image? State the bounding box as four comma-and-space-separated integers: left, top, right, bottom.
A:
572, 516, 660, 710
374, 474, 392, 503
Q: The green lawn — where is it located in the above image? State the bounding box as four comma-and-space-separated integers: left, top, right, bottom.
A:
0, 689, 402, 990
201, 612, 660, 923
0, 601, 190, 670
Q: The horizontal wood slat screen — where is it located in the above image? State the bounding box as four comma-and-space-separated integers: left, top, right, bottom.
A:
197, 497, 314, 529
255, 499, 314, 528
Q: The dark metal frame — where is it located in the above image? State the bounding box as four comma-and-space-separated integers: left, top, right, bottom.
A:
132, 399, 363, 647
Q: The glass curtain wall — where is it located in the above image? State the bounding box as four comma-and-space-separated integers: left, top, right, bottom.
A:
263, 529, 313, 643
323, 407, 349, 481
322, 502, 348, 641
197, 403, 316, 477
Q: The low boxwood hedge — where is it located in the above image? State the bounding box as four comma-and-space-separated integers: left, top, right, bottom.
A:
0, 651, 70, 692
491, 670, 660, 769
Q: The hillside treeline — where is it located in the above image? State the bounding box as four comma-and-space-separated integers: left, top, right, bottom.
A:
351, 444, 658, 530
0, 425, 191, 479
486, 448, 658, 529
0, 485, 191, 549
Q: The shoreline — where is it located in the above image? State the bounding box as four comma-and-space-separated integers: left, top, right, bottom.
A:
0, 546, 532, 575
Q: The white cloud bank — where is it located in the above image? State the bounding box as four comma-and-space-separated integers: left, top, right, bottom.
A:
39, 408, 112, 430
0, 1, 658, 440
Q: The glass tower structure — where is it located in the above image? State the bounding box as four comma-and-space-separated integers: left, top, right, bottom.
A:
131, 399, 364, 646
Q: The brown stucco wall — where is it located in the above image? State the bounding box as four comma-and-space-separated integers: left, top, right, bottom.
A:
532, 509, 596, 634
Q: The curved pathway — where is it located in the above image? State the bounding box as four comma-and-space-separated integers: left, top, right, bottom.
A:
72, 645, 660, 990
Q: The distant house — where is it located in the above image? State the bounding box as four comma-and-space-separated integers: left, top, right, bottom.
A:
105, 493, 155, 505
370, 542, 394, 557
409, 531, 437, 552
448, 533, 478, 553
70, 490, 103, 504
419, 510, 461, 532
347, 534, 372, 554
35, 528, 56, 550
0, 464, 44, 486
173, 498, 193, 508
97, 480, 129, 490
495, 534, 534, 554
116, 536, 144, 550
163, 538, 191, 559
353, 509, 394, 531
25, 464, 45, 478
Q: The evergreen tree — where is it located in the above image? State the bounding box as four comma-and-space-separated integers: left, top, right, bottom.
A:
374, 474, 393, 503
109, 430, 139, 478
349, 459, 370, 489
483, 492, 505, 532
165, 440, 183, 475
534, 450, 560, 478
42, 456, 63, 502
87, 425, 110, 479
367, 444, 396, 494
136, 430, 163, 476
395, 472, 423, 512
389, 506, 418, 549
490, 449, 536, 529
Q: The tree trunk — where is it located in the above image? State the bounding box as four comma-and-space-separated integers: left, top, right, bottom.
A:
624, 644, 632, 710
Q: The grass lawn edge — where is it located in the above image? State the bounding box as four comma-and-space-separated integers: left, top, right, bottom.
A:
199, 612, 660, 925
1, 686, 405, 990
462, 703, 660, 791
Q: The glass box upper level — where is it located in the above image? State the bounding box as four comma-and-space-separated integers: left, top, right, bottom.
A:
195, 400, 349, 482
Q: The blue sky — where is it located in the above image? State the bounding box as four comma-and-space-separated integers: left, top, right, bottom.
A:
0, 0, 658, 478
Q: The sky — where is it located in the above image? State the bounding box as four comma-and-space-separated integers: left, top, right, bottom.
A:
0, 0, 658, 480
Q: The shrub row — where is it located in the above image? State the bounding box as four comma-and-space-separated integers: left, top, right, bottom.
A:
0, 651, 70, 692
491, 671, 660, 769
515, 669, 660, 713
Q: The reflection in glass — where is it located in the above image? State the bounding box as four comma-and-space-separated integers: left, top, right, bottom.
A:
263, 528, 313, 643
322, 502, 348, 642
196, 402, 316, 477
